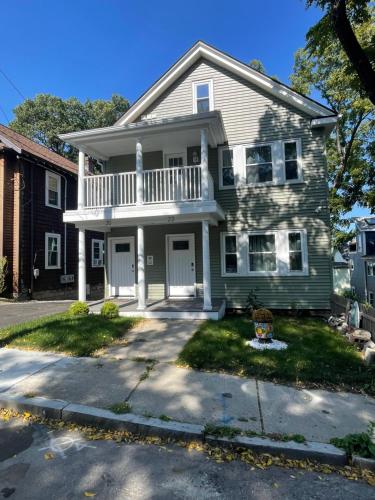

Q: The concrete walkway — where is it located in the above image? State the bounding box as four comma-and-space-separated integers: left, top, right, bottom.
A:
0, 301, 72, 329
0, 319, 374, 443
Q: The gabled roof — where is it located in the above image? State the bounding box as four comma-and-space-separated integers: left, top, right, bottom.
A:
354, 216, 375, 231
116, 40, 336, 126
0, 124, 77, 174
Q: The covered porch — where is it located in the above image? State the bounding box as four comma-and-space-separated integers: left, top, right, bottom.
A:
61, 112, 226, 317
90, 298, 226, 320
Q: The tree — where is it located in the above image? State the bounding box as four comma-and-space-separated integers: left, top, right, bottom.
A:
10, 94, 129, 161
306, 0, 375, 105
291, 7, 374, 247
249, 59, 266, 73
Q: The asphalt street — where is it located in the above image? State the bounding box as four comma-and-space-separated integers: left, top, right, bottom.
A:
0, 419, 373, 499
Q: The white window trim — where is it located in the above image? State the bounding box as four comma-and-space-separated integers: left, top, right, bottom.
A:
218, 139, 304, 190
92, 239, 104, 268
45, 233, 61, 270
220, 229, 308, 277
218, 146, 235, 190
282, 138, 303, 184
192, 79, 214, 114
368, 291, 374, 307
45, 171, 61, 209
220, 233, 241, 276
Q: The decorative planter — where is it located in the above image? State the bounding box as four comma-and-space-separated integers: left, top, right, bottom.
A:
254, 321, 273, 342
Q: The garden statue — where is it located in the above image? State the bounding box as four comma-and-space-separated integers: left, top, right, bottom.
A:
246, 307, 288, 351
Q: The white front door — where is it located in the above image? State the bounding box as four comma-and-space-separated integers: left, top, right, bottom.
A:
110, 237, 135, 297
167, 234, 196, 297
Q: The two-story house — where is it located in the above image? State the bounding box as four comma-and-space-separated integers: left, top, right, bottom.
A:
60, 41, 336, 319
0, 124, 104, 299
349, 216, 375, 306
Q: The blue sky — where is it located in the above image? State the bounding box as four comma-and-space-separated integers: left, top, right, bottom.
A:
0, 0, 368, 219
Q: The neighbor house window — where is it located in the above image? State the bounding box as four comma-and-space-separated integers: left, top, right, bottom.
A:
288, 232, 303, 271
245, 145, 273, 184
45, 233, 61, 269
284, 141, 300, 181
92, 239, 104, 267
248, 234, 277, 272
222, 235, 238, 274
368, 292, 374, 307
193, 80, 213, 114
220, 148, 234, 187
45, 171, 61, 208
367, 262, 375, 276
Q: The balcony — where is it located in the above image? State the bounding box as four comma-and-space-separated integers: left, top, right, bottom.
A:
84, 165, 214, 209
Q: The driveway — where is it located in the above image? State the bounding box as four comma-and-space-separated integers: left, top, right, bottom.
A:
0, 301, 71, 329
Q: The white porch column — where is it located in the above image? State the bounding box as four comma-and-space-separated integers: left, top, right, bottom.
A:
202, 220, 212, 311
78, 227, 86, 302
137, 225, 146, 310
136, 138, 143, 205
200, 128, 209, 200
78, 150, 85, 209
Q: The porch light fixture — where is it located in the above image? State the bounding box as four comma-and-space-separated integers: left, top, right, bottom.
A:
192, 150, 200, 164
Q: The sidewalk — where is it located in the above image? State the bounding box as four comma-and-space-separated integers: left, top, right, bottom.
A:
0, 320, 374, 444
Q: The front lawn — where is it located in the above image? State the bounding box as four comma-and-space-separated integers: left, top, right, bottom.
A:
177, 316, 375, 395
0, 313, 140, 357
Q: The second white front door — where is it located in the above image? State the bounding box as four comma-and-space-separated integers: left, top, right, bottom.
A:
110, 237, 135, 297
167, 234, 196, 297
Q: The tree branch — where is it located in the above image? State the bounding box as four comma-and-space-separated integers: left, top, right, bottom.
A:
330, 0, 375, 105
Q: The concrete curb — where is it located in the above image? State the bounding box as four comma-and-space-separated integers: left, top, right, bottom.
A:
352, 455, 375, 472
0, 394, 347, 466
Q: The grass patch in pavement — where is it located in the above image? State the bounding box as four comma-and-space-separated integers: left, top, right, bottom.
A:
0, 313, 140, 357
177, 315, 375, 395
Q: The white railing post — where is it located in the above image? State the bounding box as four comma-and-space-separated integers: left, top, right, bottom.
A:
202, 220, 212, 311
200, 128, 209, 201
137, 225, 146, 310
78, 227, 86, 302
78, 150, 85, 208
136, 138, 143, 205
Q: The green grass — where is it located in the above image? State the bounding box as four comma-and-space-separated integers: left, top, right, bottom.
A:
0, 313, 140, 357
108, 402, 132, 414
177, 316, 375, 395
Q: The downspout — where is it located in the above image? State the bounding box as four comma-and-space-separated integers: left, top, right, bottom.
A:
30, 166, 34, 296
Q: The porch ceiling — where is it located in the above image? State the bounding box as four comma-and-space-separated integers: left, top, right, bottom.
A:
59, 111, 227, 160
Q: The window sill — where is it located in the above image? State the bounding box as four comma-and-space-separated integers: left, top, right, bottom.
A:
45, 203, 61, 210
221, 271, 309, 278
218, 180, 306, 191
45, 266, 61, 270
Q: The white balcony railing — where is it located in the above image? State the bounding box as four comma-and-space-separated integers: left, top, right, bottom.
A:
85, 172, 136, 208
83, 165, 213, 209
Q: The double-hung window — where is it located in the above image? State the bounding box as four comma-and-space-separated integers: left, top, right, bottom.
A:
223, 235, 238, 274
92, 239, 105, 267
45, 171, 61, 209
193, 81, 213, 114
284, 141, 300, 181
220, 148, 234, 187
245, 145, 273, 184
368, 292, 374, 307
248, 234, 277, 272
368, 262, 375, 276
45, 233, 61, 269
288, 232, 303, 271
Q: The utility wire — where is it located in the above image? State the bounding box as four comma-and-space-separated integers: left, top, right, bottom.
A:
0, 68, 26, 100
0, 102, 10, 124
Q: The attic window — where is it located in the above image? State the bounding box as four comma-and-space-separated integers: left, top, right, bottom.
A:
193, 80, 213, 114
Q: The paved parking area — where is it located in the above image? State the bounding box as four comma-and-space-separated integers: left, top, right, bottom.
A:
0, 301, 71, 329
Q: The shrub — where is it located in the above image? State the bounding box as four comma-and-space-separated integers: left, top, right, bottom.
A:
252, 308, 273, 322
330, 422, 375, 459
100, 301, 119, 319
342, 289, 359, 301
69, 301, 89, 317
0, 256, 8, 295
245, 288, 263, 313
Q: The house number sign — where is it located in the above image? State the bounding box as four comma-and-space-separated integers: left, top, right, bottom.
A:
147, 255, 154, 265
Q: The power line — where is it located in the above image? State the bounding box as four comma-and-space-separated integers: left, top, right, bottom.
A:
0, 68, 26, 100
0, 102, 10, 124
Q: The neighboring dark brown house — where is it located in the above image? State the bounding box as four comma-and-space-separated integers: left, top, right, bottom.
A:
0, 124, 104, 299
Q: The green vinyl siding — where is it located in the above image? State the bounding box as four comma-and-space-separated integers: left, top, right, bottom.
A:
103, 57, 332, 310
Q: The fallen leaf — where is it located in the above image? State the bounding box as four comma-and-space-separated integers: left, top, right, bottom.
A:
44, 452, 54, 460
84, 492, 96, 497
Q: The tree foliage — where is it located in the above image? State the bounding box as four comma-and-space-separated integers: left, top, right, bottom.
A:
249, 59, 266, 73
306, 0, 375, 105
10, 94, 129, 161
291, 5, 374, 247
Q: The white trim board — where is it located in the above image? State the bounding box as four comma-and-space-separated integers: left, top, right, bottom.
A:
116, 41, 335, 125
